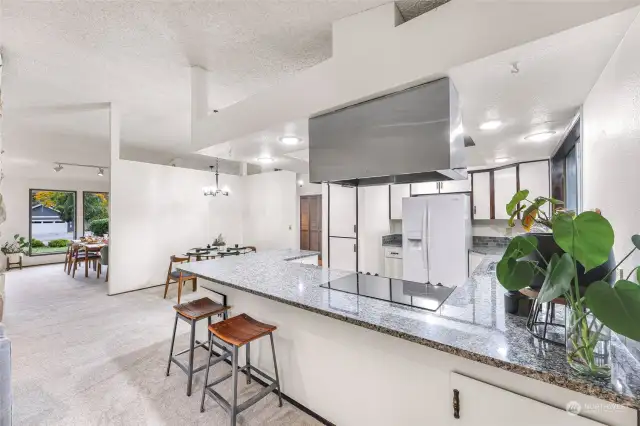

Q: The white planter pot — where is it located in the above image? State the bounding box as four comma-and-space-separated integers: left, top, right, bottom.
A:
7, 253, 21, 264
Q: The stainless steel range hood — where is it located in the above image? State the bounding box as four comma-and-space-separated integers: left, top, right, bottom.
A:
309, 77, 467, 186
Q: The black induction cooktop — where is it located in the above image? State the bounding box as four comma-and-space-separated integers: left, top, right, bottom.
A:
320, 274, 456, 312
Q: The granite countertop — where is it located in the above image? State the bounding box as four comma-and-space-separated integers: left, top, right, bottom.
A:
178, 248, 640, 410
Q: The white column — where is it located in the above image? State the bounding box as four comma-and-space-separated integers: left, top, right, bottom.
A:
108, 103, 120, 295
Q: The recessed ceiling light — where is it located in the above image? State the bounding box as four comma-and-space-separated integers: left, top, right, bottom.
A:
280, 136, 301, 145
257, 157, 275, 164
495, 157, 511, 164
524, 131, 556, 142
479, 120, 502, 130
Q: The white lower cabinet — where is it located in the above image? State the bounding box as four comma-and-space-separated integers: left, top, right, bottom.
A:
450, 373, 603, 426
329, 237, 357, 271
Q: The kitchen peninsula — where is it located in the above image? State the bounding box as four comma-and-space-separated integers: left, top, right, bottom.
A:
178, 249, 640, 426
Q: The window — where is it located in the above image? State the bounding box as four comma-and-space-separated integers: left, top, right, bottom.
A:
29, 190, 77, 256
565, 146, 578, 214
83, 192, 109, 236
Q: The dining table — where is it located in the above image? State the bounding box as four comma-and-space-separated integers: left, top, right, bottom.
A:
71, 239, 108, 277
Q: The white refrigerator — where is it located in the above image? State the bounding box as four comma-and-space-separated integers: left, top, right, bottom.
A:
402, 194, 472, 285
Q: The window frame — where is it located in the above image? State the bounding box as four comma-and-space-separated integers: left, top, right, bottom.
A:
81, 191, 110, 236
28, 188, 78, 257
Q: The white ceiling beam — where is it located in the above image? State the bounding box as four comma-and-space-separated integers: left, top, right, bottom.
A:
191, 0, 640, 151
190, 66, 210, 141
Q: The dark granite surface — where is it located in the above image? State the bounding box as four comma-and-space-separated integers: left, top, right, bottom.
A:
178, 248, 640, 410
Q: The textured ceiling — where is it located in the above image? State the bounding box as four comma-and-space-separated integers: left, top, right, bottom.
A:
1, 0, 446, 169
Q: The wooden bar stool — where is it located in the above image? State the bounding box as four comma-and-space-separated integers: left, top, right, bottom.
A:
166, 297, 231, 396
200, 314, 282, 426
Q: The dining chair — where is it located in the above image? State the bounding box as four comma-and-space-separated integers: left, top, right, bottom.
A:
164, 256, 197, 304
69, 245, 100, 278
97, 246, 109, 282
63, 242, 73, 273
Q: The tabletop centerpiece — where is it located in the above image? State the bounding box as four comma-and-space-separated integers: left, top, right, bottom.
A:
497, 189, 640, 378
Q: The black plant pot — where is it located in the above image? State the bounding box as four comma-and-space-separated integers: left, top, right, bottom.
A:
522, 232, 616, 290
504, 232, 616, 315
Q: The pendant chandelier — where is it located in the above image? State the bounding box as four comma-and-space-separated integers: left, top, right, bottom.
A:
203, 159, 230, 197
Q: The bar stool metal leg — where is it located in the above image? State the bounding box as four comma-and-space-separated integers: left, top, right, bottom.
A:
200, 334, 215, 413
245, 342, 252, 385
269, 333, 283, 407
230, 346, 239, 426
166, 314, 179, 376
187, 319, 196, 396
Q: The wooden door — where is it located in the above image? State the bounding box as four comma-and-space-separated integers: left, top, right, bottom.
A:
300, 195, 322, 257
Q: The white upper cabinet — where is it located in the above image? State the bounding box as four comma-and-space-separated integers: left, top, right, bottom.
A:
411, 182, 439, 195
440, 175, 472, 193
519, 161, 550, 216
329, 184, 357, 238
472, 172, 491, 220
390, 184, 410, 220
493, 167, 517, 219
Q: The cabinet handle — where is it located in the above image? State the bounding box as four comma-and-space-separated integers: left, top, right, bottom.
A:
473, 206, 477, 215
353, 224, 357, 234
453, 389, 460, 419
353, 244, 357, 253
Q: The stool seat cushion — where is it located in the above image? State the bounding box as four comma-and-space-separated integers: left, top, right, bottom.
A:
169, 270, 195, 280
208, 313, 276, 346
173, 297, 230, 321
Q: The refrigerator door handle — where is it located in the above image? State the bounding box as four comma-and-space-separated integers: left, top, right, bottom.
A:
426, 205, 431, 283
421, 205, 429, 281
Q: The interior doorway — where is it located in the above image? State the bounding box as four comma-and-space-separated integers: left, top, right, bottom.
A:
300, 195, 322, 263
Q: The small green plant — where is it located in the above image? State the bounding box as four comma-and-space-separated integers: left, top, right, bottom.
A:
498, 190, 640, 377
88, 218, 109, 236
47, 239, 70, 248
1, 234, 30, 255
30, 238, 46, 248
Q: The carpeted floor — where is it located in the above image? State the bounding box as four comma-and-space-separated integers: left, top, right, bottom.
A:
3, 264, 322, 426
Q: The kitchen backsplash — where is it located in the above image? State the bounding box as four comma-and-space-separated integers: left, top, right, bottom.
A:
472, 236, 511, 248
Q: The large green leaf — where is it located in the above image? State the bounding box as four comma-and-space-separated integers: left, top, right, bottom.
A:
585, 280, 640, 341
496, 258, 536, 291
537, 253, 574, 303
540, 197, 564, 206
632, 234, 640, 250
506, 189, 529, 216
503, 235, 538, 260
553, 212, 614, 272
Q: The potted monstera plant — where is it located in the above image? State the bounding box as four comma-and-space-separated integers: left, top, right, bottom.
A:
498, 190, 640, 377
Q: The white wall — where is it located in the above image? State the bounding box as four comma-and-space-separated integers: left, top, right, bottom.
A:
109, 160, 242, 294
583, 10, 640, 273
0, 176, 109, 267
358, 186, 389, 275
242, 170, 297, 251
